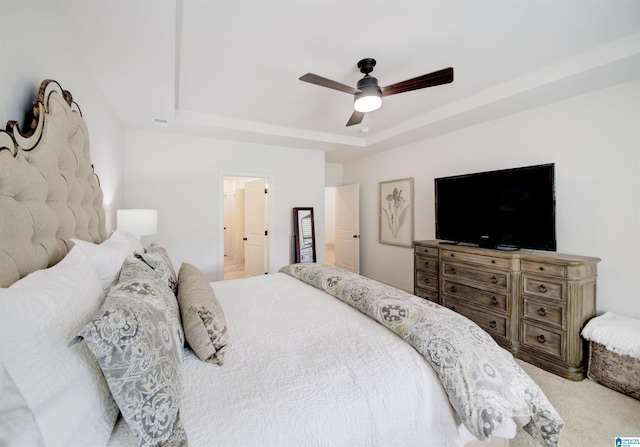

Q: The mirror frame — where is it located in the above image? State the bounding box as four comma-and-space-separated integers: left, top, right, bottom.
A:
293, 207, 316, 263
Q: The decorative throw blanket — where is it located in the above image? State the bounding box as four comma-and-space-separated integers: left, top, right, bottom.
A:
279, 263, 563, 447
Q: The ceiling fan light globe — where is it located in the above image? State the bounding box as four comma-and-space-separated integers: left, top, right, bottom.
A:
354, 94, 382, 113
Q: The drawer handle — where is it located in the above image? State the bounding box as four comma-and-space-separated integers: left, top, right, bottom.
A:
491, 260, 496, 264
490, 297, 499, 305
536, 334, 546, 344
537, 307, 547, 316
489, 320, 497, 329
538, 284, 547, 293
449, 267, 456, 274
449, 285, 457, 293
450, 253, 455, 257
424, 261, 430, 268
424, 278, 430, 284
490, 276, 498, 284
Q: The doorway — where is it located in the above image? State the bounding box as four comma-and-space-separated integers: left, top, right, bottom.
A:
325, 187, 336, 266
223, 176, 268, 279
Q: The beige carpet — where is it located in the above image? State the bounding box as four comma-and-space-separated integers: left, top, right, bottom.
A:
511, 360, 640, 446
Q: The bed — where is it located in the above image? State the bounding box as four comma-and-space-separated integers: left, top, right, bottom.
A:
0, 80, 563, 447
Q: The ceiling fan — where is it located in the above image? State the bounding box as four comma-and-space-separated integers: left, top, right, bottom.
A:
299, 58, 454, 127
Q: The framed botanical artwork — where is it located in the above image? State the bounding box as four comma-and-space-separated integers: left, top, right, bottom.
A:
379, 177, 414, 247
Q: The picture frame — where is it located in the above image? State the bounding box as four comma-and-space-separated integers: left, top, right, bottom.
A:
379, 177, 414, 247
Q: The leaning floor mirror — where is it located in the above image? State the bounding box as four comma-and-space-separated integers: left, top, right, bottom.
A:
293, 207, 316, 263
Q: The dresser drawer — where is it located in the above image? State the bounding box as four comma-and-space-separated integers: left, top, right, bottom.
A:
521, 260, 567, 278
523, 298, 565, 330
416, 270, 437, 291
442, 296, 508, 339
441, 249, 511, 269
522, 321, 565, 360
442, 261, 508, 290
442, 279, 508, 313
415, 244, 438, 257
415, 254, 437, 272
415, 287, 438, 303
522, 275, 565, 301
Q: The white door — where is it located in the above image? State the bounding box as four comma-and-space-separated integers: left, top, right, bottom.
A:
244, 179, 268, 276
335, 184, 360, 273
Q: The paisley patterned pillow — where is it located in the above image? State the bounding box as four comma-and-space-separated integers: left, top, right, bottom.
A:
177, 262, 228, 364
137, 243, 178, 295
119, 254, 185, 349
75, 267, 188, 446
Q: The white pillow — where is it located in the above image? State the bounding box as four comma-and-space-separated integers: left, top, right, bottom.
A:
115, 228, 145, 253
72, 229, 143, 294
0, 370, 43, 447
1, 246, 119, 447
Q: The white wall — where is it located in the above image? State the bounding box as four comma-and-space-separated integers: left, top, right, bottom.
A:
344, 80, 640, 319
0, 1, 125, 231
325, 163, 344, 187
325, 187, 336, 244
123, 129, 326, 280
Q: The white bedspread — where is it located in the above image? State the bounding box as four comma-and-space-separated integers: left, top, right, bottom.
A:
108, 273, 466, 446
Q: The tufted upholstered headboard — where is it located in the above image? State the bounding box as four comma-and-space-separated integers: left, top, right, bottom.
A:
0, 80, 107, 287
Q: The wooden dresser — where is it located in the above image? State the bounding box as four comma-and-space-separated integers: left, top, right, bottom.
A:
413, 240, 600, 380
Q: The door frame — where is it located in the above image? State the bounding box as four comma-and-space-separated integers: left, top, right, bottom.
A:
218, 170, 275, 281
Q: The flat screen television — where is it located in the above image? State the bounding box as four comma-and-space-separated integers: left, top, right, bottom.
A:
434, 163, 556, 251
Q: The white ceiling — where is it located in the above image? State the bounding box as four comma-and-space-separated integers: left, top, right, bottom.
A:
59, 0, 640, 163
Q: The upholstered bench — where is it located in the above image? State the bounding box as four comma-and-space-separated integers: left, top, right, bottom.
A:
582, 312, 640, 400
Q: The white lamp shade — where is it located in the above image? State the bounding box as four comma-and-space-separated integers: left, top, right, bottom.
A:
117, 209, 158, 236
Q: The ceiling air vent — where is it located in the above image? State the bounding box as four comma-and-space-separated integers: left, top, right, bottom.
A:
153, 117, 168, 126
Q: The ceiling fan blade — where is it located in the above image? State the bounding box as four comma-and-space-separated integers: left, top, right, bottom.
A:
299, 73, 360, 95
346, 110, 365, 127
381, 67, 453, 97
